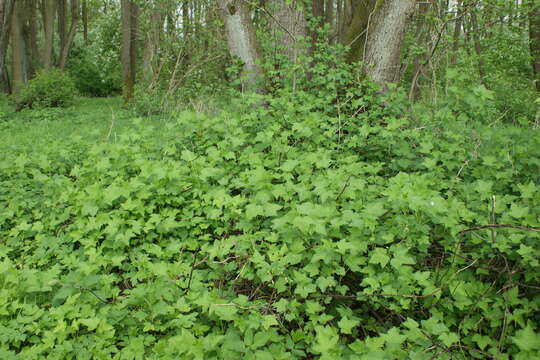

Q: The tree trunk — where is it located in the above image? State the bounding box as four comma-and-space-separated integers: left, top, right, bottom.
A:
311, 0, 324, 47
343, 0, 376, 63
270, 0, 307, 62
58, 0, 79, 70
182, 0, 190, 39
82, 0, 88, 44
218, 0, 265, 94
325, 0, 334, 26
470, 9, 487, 86
11, 0, 27, 96
450, 0, 463, 66
0, 0, 14, 84
58, 0, 67, 53
121, 0, 138, 101
409, 2, 431, 101
43, 0, 56, 70
142, 4, 163, 83
363, 0, 416, 89
529, 0, 540, 92
23, 0, 39, 77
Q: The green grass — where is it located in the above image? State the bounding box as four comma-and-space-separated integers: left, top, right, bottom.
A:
0, 97, 135, 150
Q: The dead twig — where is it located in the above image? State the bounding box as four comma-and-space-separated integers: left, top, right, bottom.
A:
458, 224, 540, 235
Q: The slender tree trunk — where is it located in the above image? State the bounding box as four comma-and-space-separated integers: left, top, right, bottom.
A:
529, 0, 540, 92
11, 0, 27, 96
43, 0, 56, 70
182, 0, 190, 39
450, 0, 463, 66
218, 0, 265, 94
121, 0, 138, 101
363, 0, 416, 89
82, 0, 88, 43
470, 9, 487, 86
336, 0, 343, 42
58, 0, 67, 54
58, 0, 79, 70
0, 0, 14, 84
409, 2, 431, 101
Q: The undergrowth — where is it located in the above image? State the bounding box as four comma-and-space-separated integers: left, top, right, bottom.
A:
0, 93, 539, 359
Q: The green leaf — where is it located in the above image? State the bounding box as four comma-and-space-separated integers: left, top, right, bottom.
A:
338, 317, 359, 335
512, 324, 540, 351
252, 331, 272, 349
439, 332, 460, 347
181, 150, 197, 162
369, 248, 390, 268
509, 203, 529, 219
313, 326, 339, 355
80, 318, 100, 331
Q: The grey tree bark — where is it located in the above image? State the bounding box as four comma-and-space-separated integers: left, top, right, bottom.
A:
270, 0, 307, 62
218, 0, 265, 93
363, 0, 416, 89
142, 4, 163, 84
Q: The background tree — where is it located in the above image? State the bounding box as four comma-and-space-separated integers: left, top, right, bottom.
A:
0, 0, 14, 91
120, 0, 138, 102
529, 0, 540, 91
218, 0, 265, 94
10, 0, 27, 96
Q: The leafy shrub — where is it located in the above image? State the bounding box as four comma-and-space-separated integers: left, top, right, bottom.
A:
18, 69, 78, 110
132, 83, 168, 116
1, 97, 539, 359
67, 43, 122, 97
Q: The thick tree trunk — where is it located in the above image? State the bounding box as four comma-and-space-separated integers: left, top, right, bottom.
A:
43, 0, 56, 70
23, 0, 39, 77
270, 0, 307, 62
218, 0, 265, 93
325, 0, 334, 26
121, 0, 138, 101
363, 0, 416, 89
142, 5, 163, 83
311, 0, 324, 47
58, 0, 79, 70
0, 0, 14, 84
11, 0, 27, 96
529, 0, 540, 92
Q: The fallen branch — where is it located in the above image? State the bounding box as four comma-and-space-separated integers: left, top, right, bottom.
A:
312, 289, 441, 301
458, 224, 540, 235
